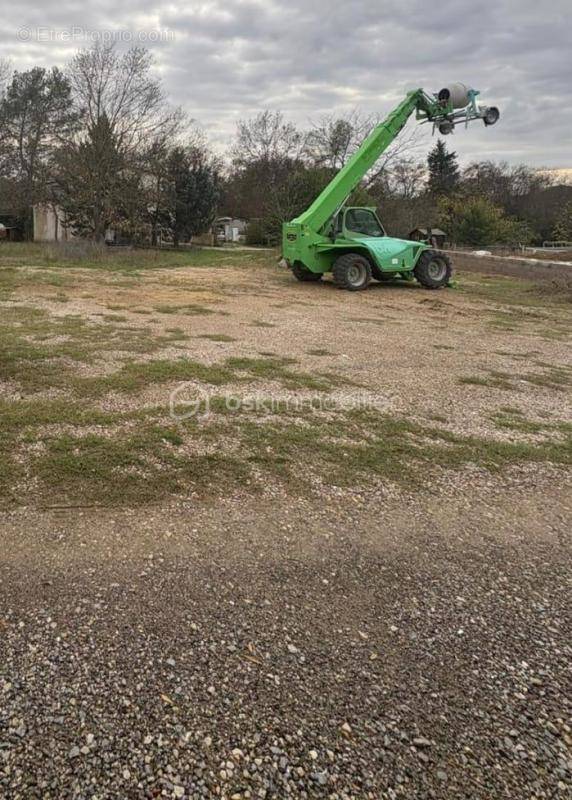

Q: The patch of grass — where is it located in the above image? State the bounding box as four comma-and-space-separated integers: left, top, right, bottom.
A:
224, 356, 345, 391
231, 409, 572, 489
537, 327, 569, 342
2, 389, 571, 508
306, 348, 334, 356
197, 333, 237, 342
492, 414, 546, 434
491, 409, 572, 435
163, 328, 189, 341
426, 412, 448, 423
1, 304, 350, 399
458, 373, 515, 391
34, 427, 249, 506
153, 303, 217, 316
517, 373, 568, 391
494, 350, 540, 360
2, 252, 570, 509
0, 266, 77, 300
101, 313, 128, 322
72, 356, 350, 398
520, 363, 572, 391
498, 405, 524, 416
0, 398, 119, 430
460, 364, 571, 394
0, 306, 196, 393
489, 313, 519, 332
250, 320, 276, 328
74, 359, 235, 398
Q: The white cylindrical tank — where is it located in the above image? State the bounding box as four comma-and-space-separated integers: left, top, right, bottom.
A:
438, 83, 472, 109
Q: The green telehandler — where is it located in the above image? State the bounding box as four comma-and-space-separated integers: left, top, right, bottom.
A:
282, 84, 499, 290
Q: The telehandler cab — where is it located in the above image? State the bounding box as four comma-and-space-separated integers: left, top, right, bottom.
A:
282, 84, 499, 290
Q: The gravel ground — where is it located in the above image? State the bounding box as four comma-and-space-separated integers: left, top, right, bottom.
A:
1, 256, 571, 797
1, 476, 571, 799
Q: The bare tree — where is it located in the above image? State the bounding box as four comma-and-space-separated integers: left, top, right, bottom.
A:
68, 42, 181, 155
305, 110, 421, 187
225, 111, 306, 230
304, 110, 372, 170
384, 158, 426, 200
232, 110, 305, 168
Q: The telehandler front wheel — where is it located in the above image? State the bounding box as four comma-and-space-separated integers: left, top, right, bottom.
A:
332, 253, 372, 291
292, 263, 322, 282
414, 251, 452, 289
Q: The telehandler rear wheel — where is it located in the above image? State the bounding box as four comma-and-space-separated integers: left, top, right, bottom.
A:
332, 253, 372, 291
414, 250, 452, 289
292, 263, 322, 282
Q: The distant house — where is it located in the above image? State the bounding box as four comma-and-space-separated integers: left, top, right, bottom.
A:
214, 217, 247, 244
408, 227, 447, 248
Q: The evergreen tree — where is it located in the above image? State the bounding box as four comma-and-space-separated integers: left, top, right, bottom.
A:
55, 114, 129, 241
0, 67, 77, 238
552, 201, 572, 241
164, 145, 220, 247
427, 139, 459, 196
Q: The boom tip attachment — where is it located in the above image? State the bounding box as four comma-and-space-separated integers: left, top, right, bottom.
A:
420, 84, 500, 135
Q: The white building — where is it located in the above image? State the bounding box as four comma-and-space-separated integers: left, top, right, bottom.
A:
33, 205, 76, 242
214, 217, 248, 243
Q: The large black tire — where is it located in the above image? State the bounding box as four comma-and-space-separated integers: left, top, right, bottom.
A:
413, 250, 452, 289
292, 262, 322, 282
332, 253, 372, 291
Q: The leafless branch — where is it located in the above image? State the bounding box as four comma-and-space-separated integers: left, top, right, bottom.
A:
67, 42, 181, 154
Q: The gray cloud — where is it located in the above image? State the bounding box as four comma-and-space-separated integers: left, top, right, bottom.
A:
1, 0, 570, 167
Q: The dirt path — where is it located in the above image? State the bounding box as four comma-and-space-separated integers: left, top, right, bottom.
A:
1, 478, 571, 799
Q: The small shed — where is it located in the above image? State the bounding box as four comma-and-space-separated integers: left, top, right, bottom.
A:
408, 227, 447, 248
214, 217, 248, 244
33, 205, 77, 242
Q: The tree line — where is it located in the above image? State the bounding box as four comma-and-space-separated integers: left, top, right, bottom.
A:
1, 44, 571, 247
222, 115, 572, 247
0, 46, 219, 245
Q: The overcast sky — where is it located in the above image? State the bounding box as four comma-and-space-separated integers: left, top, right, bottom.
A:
1, 0, 570, 168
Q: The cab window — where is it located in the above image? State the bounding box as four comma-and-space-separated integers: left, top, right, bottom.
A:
345, 209, 384, 237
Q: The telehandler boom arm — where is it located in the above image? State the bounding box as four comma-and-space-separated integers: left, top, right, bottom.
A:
292, 85, 499, 234
295, 90, 425, 233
